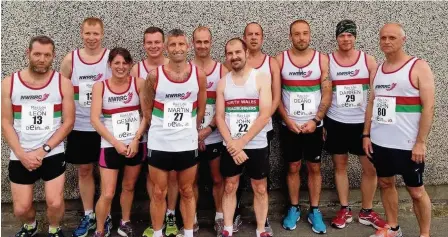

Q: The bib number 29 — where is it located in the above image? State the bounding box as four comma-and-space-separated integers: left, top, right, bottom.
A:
346, 94, 355, 102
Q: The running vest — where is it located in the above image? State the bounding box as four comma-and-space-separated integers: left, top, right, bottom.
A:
10, 71, 64, 160
224, 69, 267, 149
198, 62, 223, 145
147, 64, 199, 152
327, 51, 370, 123
101, 77, 142, 148
71, 49, 111, 131
255, 55, 273, 132
371, 57, 421, 151
281, 50, 322, 125
137, 60, 150, 79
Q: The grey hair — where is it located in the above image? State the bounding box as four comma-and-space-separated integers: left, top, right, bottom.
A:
166, 28, 188, 43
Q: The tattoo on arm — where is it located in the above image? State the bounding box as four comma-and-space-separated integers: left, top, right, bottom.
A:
142, 71, 156, 119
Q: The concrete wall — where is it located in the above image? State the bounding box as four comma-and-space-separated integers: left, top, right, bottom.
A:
2, 1, 448, 202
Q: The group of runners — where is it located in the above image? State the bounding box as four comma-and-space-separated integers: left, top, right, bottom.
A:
2, 17, 434, 237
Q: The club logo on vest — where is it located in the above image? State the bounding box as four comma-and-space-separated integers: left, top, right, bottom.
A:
289, 70, 312, 78
108, 92, 133, 104
20, 93, 50, 102
165, 91, 192, 100
79, 73, 103, 81
336, 69, 360, 77
206, 82, 214, 89
375, 82, 397, 91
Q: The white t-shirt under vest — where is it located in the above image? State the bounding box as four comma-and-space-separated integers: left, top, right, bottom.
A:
197, 62, 224, 145
280, 50, 322, 125
138, 60, 150, 80
101, 77, 142, 148
147, 64, 199, 152
223, 69, 267, 149
327, 51, 370, 123
71, 48, 111, 131
255, 55, 274, 132
10, 71, 64, 160
371, 57, 421, 151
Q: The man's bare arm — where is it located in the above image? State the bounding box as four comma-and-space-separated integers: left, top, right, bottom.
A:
141, 69, 157, 128
414, 60, 435, 144
1, 76, 25, 157
269, 57, 281, 115
60, 52, 73, 79
134, 77, 149, 141
215, 78, 232, 144
45, 76, 75, 149
196, 68, 207, 128
316, 53, 331, 121
363, 55, 378, 134
240, 72, 272, 145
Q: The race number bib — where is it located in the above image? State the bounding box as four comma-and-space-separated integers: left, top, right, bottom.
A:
336, 84, 363, 108
289, 92, 316, 117
200, 105, 214, 129
21, 104, 53, 134
163, 101, 193, 129
373, 97, 396, 124
111, 110, 140, 140
229, 112, 257, 139
79, 82, 94, 107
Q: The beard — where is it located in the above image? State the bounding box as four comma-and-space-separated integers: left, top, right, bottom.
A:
231, 58, 245, 72
293, 41, 309, 51
30, 61, 52, 74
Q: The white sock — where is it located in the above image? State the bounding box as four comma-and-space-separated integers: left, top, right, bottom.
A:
166, 209, 175, 216
153, 229, 163, 237
84, 210, 94, 216
194, 213, 198, 224
183, 229, 193, 237
224, 225, 233, 234
256, 229, 265, 237
121, 219, 130, 225
215, 212, 224, 221
26, 220, 37, 228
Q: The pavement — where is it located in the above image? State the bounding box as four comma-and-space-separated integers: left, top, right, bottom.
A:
2, 187, 448, 237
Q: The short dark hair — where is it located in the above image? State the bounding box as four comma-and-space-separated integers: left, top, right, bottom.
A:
225, 38, 247, 54
289, 19, 310, 34
244, 22, 264, 37
29, 35, 55, 52
108, 47, 133, 64
143, 27, 165, 42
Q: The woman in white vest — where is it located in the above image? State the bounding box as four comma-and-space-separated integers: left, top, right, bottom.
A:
90, 47, 147, 237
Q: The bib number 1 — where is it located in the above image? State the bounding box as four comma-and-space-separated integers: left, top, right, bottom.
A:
111, 110, 140, 140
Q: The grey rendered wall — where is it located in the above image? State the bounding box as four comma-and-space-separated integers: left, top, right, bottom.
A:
1, 1, 447, 202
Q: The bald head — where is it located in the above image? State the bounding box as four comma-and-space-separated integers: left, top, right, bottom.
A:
381, 23, 406, 38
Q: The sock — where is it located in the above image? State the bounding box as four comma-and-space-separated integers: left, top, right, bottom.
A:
215, 212, 224, 220
264, 217, 270, 227
292, 204, 300, 209
224, 225, 233, 235
48, 226, 59, 234
341, 205, 350, 210
121, 219, 130, 225
85, 210, 94, 216
391, 225, 400, 231
183, 229, 193, 237
166, 209, 175, 216
153, 229, 163, 237
361, 208, 372, 213
256, 229, 265, 237
194, 213, 198, 224
25, 220, 37, 229
310, 206, 319, 210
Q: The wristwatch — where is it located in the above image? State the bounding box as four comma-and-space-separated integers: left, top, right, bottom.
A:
361, 134, 370, 138
43, 144, 51, 153
209, 124, 217, 132
311, 118, 320, 125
